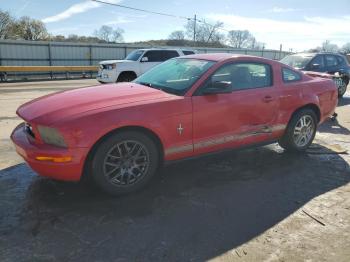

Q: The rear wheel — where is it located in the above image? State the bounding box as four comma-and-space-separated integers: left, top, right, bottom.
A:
90, 131, 159, 195
278, 109, 317, 152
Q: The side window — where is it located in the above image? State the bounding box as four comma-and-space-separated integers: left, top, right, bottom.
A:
325, 55, 339, 67
143, 51, 162, 62
183, 51, 195, 55
336, 55, 345, 65
282, 68, 302, 82
210, 62, 272, 91
161, 50, 179, 61
310, 55, 325, 69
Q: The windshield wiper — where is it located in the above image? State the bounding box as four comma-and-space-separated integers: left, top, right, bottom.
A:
137, 81, 164, 91
137, 81, 154, 88
137, 81, 180, 95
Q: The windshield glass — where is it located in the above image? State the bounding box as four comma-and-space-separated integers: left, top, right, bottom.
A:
125, 50, 144, 61
134, 58, 215, 95
280, 55, 313, 69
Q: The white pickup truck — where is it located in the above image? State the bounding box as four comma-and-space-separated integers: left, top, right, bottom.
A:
97, 48, 195, 83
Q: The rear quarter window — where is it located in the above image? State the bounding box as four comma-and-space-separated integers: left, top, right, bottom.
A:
161, 50, 179, 61
282, 68, 302, 83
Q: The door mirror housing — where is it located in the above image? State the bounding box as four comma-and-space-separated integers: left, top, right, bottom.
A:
141, 56, 148, 62
202, 81, 232, 95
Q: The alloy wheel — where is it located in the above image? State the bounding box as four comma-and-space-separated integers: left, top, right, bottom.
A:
103, 140, 150, 186
293, 115, 315, 147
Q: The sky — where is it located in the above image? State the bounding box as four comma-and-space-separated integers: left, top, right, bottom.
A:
1, 0, 350, 52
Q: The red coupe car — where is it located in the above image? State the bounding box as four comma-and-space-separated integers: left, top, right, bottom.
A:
11, 54, 338, 195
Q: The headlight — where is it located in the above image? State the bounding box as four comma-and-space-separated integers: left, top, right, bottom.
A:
37, 126, 67, 148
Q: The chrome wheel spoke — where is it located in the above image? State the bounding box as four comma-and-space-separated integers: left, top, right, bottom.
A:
293, 115, 315, 147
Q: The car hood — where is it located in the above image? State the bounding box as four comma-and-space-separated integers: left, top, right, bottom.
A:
17, 83, 175, 124
99, 60, 133, 65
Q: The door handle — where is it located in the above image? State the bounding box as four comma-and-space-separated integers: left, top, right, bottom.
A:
262, 95, 274, 103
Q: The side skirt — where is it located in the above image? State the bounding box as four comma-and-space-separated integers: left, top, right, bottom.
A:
164, 139, 279, 166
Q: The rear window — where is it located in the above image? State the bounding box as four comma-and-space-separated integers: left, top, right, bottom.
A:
183, 50, 195, 55
280, 55, 313, 69
282, 68, 302, 82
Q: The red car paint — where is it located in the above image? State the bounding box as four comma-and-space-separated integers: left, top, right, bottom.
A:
11, 54, 338, 181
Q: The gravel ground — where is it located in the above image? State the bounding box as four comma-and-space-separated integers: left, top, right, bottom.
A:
0, 80, 349, 262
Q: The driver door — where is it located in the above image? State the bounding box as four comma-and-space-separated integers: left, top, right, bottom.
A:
192, 62, 278, 155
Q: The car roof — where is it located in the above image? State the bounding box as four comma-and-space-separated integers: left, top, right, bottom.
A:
135, 48, 194, 52
291, 52, 344, 57
179, 53, 275, 63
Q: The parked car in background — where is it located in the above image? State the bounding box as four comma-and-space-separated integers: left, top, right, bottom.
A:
12, 54, 338, 195
280, 52, 350, 97
97, 48, 195, 83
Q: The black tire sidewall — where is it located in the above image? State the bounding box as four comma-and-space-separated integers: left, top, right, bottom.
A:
91, 131, 159, 195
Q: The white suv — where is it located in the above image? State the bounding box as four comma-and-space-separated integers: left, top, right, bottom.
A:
97, 48, 195, 83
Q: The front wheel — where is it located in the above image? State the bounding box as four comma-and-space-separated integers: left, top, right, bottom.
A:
90, 131, 160, 195
278, 109, 317, 152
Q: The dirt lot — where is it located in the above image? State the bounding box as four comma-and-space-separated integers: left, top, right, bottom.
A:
0, 80, 350, 262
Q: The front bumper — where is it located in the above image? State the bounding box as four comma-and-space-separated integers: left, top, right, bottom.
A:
96, 70, 116, 83
10, 123, 88, 181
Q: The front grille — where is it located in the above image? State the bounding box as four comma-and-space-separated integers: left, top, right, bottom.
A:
24, 122, 35, 138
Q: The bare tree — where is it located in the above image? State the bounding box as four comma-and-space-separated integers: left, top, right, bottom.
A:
168, 30, 185, 41
112, 28, 124, 43
0, 10, 14, 39
321, 40, 338, 52
227, 30, 255, 48
94, 25, 113, 42
94, 25, 124, 42
13, 16, 48, 40
341, 42, 350, 54
185, 19, 225, 44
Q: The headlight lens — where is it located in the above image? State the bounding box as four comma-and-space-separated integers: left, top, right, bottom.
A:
107, 64, 116, 70
37, 126, 67, 148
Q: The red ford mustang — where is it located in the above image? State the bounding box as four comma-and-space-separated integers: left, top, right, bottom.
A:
11, 54, 338, 195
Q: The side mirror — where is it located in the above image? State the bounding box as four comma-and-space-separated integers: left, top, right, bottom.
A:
141, 56, 148, 62
311, 63, 320, 69
202, 81, 232, 95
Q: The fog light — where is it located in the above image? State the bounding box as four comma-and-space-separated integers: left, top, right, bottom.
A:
35, 156, 72, 163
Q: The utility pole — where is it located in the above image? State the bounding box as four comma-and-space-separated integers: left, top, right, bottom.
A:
193, 14, 197, 47
279, 44, 282, 60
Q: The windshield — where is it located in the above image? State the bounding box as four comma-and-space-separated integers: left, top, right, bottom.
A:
125, 50, 144, 61
280, 55, 313, 69
134, 58, 215, 95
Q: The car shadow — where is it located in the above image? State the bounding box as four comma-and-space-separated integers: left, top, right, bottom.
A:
318, 118, 350, 135
338, 95, 350, 107
0, 144, 349, 261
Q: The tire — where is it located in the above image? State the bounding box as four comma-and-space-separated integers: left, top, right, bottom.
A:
278, 109, 317, 152
117, 72, 137, 82
338, 77, 348, 98
90, 131, 159, 195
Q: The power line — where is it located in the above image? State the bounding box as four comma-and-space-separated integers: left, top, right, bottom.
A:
91, 0, 231, 32
91, 0, 190, 21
